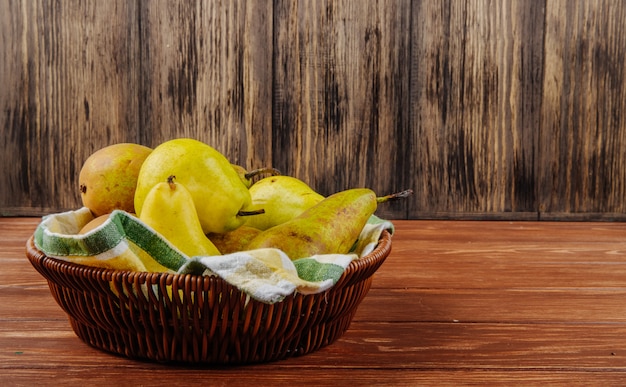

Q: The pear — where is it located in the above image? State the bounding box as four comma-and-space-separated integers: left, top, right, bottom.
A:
139, 176, 221, 257
244, 188, 377, 260
231, 164, 281, 188
79, 143, 152, 216
246, 188, 413, 260
135, 138, 260, 234
207, 225, 262, 254
244, 176, 325, 230
78, 213, 110, 234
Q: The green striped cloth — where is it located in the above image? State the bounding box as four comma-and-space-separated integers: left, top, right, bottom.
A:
34, 208, 393, 304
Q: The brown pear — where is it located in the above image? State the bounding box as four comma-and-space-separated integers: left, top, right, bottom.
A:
207, 225, 262, 254
79, 143, 152, 216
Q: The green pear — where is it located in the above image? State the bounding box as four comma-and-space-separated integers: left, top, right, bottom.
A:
231, 164, 281, 188
139, 176, 221, 257
207, 225, 262, 254
244, 176, 325, 230
245, 188, 378, 260
135, 138, 259, 234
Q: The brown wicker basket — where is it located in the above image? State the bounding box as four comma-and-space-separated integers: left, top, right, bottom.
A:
25, 230, 391, 364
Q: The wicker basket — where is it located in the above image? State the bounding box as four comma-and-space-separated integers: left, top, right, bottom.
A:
25, 230, 391, 364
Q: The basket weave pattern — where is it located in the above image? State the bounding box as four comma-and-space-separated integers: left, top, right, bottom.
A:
26, 231, 391, 364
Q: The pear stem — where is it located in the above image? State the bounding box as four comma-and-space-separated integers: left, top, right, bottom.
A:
244, 167, 281, 180
237, 208, 266, 217
167, 175, 177, 190
376, 189, 414, 203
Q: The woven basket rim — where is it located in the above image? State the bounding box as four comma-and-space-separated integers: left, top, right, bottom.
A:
26, 229, 392, 291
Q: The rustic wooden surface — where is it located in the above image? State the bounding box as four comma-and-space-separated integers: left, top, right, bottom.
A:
4, 217, 626, 385
2, 0, 626, 220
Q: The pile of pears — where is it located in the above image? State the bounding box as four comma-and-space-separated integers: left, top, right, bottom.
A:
78, 138, 410, 262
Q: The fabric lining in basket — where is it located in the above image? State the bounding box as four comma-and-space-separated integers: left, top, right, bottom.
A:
33, 208, 393, 304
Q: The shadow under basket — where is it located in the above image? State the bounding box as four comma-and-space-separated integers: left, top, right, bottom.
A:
25, 230, 391, 365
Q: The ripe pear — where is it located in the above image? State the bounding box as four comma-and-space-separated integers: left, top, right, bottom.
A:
207, 225, 262, 254
135, 138, 258, 234
78, 213, 110, 234
245, 176, 325, 230
245, 188, 378, 260
139, 176, 221, 257
79, 143, 152, 216
231, 164, 281, 188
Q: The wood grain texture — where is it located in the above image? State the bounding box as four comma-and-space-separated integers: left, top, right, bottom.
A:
272, 0, 411, 215
2, 1, 626, 220
1, 0, 141, 214
4, 218, 626, 385
539, 0, 626, 217
137, 1, 274, 168
411, 0, 545, 216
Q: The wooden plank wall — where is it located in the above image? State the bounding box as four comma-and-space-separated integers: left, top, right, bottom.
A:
1, 0, 625, 221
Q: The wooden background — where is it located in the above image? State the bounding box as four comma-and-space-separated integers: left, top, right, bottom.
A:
2, 0, 626, 221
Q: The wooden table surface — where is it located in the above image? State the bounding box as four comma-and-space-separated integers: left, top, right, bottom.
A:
3, 217, 626, 386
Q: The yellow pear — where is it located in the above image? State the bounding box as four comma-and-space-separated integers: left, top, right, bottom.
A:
246, 188, 412, 260
139, 176, 221, 257
245, 188, 377, 260
245, 176, 324, 230
135, 138, 260, 234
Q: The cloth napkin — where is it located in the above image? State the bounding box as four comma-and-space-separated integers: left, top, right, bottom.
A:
34, 208, 393, 304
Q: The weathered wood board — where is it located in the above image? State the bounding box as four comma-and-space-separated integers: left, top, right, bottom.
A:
2, 0, 625, 220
